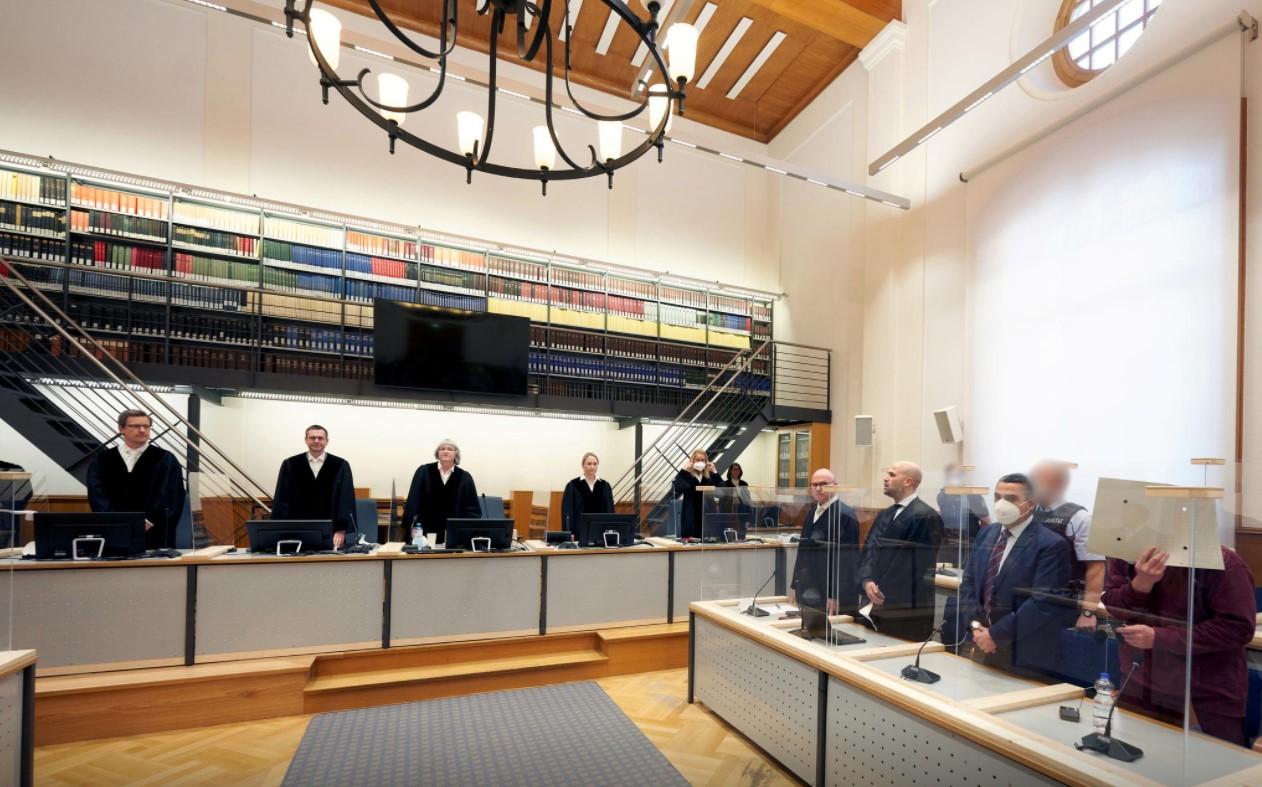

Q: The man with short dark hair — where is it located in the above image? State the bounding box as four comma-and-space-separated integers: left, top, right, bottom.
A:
272, 425, 357, 548
85, 409, 186, 549
858, 461, 943, 640
956, 472, 1074, 677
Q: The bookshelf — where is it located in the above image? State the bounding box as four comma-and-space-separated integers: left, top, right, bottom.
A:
0, 158, 776, 411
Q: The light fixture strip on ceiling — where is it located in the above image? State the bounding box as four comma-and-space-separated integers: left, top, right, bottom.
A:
696, 17, 753, 89
595, 9, 621, 55
867, 0, 1128, 175
558, 0, 583, 41
725, 31, 785, 99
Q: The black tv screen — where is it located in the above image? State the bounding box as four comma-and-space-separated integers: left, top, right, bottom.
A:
373, 301, 529, 396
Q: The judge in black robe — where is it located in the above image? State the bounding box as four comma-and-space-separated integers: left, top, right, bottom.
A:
670, 451, 724, 539
272, 426, 356, 547
85, 411, 185, 550
401, 439, 481, 544
561, 452, 615, 534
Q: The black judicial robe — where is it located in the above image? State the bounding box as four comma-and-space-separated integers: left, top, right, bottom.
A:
856, 497, 944, 641
791, 499, 861, 614
670, 469, 724, 539
560, 477, 615, 532
401, 463, 480, 543
85, 445, 186, 549
272, 453, 356, 535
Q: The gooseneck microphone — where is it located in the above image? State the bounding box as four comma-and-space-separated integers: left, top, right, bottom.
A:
743, 568, 777, 617
901, 625, 943, 684
1076, 653, 1145, 762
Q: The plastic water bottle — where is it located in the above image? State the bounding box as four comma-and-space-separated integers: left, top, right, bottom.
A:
411, 526, 426, 549
1092, 673, 1115, 733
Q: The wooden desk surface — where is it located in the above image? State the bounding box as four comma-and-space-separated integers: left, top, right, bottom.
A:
690, 599, 1201, 787
0, 649, 36, 680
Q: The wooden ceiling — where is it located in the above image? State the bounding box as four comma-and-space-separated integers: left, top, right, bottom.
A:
322, 0, 902, 142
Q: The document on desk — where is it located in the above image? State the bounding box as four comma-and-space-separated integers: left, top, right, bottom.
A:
1087, 478, 1223, 569
857, 602, 876, 629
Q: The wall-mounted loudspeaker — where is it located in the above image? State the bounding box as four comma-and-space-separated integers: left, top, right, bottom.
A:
933, 407, 963, 444
855, 415, 874, 447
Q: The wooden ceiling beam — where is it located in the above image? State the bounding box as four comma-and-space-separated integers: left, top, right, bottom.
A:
744, 0, 888, 49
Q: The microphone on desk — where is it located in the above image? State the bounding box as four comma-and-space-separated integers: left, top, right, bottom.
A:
743, 567, 777, 617
1076, 653, 1144, 763
900, 625, 943, 684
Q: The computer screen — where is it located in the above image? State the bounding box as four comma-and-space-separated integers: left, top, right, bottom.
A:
446, 518, 514, 551
247, 520, 334, 554
576, 513, 638, 547
34, 512, 147, 559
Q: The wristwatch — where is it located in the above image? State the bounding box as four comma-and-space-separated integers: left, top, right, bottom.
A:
969, 620, 983, 632
1080, 610, 1095, 618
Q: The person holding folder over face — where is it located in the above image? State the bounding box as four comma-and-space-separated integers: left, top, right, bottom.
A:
561, 452, 615, 534
402, 438, 480, 544
85, 409, 186, 549
271, 425, 356, 548
857, 461, 943, 640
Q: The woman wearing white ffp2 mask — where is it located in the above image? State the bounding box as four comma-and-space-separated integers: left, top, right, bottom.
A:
671, 449, 723, 540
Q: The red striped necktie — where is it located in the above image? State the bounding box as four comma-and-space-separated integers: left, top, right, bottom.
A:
981, 527, 1012, 614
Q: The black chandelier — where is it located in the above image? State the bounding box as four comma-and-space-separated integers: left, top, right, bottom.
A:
283, 0, 698, 194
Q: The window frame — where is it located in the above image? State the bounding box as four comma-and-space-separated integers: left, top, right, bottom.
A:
1053, 0, 1159, 88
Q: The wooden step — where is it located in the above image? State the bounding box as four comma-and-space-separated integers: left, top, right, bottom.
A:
305, 649, 609, 694
597, 622, 690, 642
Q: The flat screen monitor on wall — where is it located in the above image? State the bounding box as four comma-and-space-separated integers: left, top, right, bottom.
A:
373, 300, 529, 396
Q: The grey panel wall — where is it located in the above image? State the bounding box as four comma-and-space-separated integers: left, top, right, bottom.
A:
391, 556, 541, 642
672, 548, 776, 618
545, 552, 668, 629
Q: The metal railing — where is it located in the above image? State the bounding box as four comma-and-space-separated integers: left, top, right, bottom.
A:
610, 340, 773, 531
0, 257, 273, 544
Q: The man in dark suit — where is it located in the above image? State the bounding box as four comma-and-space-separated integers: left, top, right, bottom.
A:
789, 468, 860, 616
85, 409, 186, 549
272, 425, 357, 548
858, 461, 943, 641
957, 472, 1075, 677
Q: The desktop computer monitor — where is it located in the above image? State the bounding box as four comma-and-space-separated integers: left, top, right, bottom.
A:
793, 588, 867, 647
702, 512, 752, 543
34, 512, 148, 559
752, 505, 780, 529
576, 513, 638, 548
247, 520, 334, 554
446, 518, 514, 551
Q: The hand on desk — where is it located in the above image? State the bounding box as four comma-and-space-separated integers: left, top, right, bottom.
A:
826, 598, 840, 616
863, 580, 885, 607
333, 531, 345, 549
788, 589, 796, 606
1117, 624, 1156, 650
972, 626, 997, 654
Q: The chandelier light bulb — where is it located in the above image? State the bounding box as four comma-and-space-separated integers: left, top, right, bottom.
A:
533, 126, 557, 170
647, 84, 673, 134
377, 73, 409, 125
666, 23, 698, 84
457, 111, 485, 157
307, 9, 343, 71
597, 121, 623, 162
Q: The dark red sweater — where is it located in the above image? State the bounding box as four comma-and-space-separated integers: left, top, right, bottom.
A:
1102, 548, 1256, 718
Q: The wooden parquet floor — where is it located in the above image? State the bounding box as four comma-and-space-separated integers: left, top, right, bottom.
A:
34, 668, 800, 786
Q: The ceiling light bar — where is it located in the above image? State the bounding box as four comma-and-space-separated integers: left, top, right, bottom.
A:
867, 0, 1128, 175
696, 17, 752, 89
558, 0, 583, 41
725, 31, 786, 99
595, 9, 621, 55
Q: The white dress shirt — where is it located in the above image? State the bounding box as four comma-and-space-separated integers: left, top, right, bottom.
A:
439, 465, 454, 484
584, 476, 599, 492
891, 491, 917, 519
813, 495, 839, 522
997, 516, 1032, 572
307, 452, 325, 478
118, 442, 149, 473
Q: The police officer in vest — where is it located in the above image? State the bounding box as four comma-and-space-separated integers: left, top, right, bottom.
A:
1030, 460, 1104, 631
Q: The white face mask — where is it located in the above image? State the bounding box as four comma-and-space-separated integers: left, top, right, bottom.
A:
692, 461, 707, 472
993, 499, 1023, 527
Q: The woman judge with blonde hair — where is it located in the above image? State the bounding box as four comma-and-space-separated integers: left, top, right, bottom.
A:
560, 452, 616, 536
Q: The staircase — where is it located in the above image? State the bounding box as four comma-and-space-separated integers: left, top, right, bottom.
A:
0, 257, 273, 543
609, 340, 773, 535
